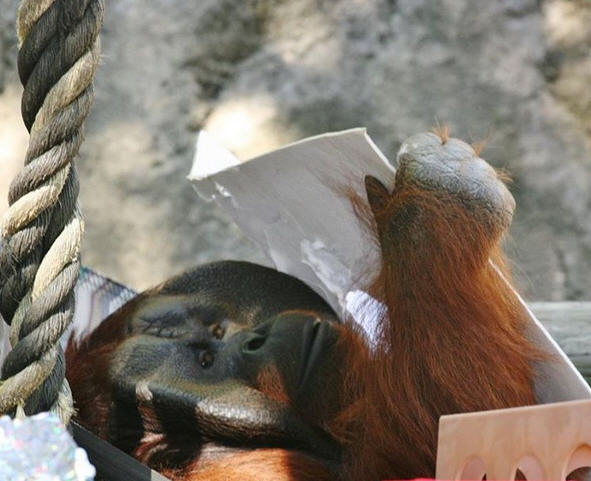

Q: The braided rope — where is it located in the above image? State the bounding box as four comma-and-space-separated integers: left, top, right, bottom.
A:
0, 0, 103, 424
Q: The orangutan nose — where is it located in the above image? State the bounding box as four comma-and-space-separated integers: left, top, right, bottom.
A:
242, 333, 267, 353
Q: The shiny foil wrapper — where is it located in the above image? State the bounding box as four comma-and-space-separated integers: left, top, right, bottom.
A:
0, 412, 95, 481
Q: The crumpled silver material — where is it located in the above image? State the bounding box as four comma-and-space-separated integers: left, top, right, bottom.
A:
1, 266, 137, 367
0, 412, 95, 481
67, 266, 137, 346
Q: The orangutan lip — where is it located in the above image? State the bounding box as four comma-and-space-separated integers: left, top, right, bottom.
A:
298, 319, 326, 391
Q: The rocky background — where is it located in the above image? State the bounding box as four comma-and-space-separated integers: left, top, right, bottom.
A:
0, 0, 590, 300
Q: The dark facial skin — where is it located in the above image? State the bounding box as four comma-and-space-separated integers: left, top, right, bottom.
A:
75, 261, 346, 472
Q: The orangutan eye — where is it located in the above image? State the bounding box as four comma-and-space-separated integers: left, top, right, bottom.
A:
211, 323, 224, 340
199, 351, 214, 369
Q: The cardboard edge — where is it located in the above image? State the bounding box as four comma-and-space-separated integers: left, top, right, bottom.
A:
72, 422, 171, 481
187, 127, 393, 184
490, 260, 591, 402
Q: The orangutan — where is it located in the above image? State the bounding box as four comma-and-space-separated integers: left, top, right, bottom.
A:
66, 131, 540, 480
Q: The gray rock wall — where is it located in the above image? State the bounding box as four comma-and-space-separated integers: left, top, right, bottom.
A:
0, 0, 590, 300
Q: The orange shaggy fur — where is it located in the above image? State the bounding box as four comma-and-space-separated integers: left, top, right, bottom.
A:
329, 183, 542, 480
432, 122, 450, 144
165, 449, 334, 481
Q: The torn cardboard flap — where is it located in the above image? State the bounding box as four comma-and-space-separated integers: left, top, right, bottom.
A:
189, 128, 396, 316
189, 128, 591, 405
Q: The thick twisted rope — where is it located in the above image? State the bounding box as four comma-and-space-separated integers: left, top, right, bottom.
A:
0, 0, 103, 423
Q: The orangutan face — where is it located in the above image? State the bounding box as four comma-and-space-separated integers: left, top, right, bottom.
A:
84, 261, 347, 470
